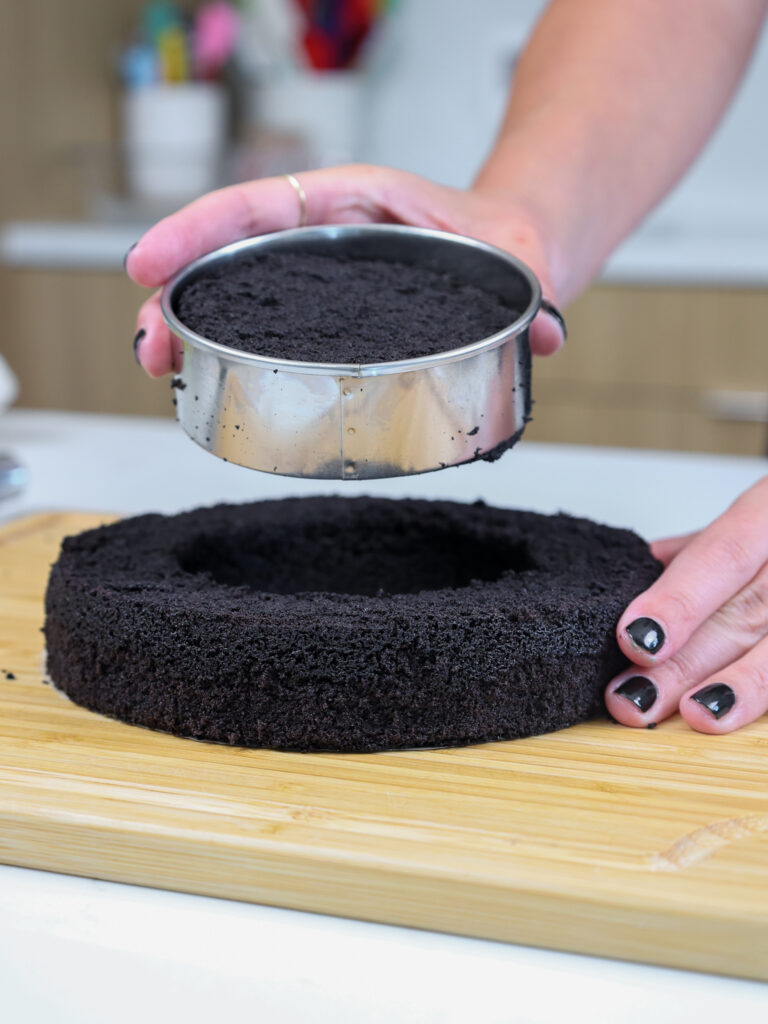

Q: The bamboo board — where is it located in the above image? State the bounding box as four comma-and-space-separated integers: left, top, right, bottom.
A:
1, 513, 767, 979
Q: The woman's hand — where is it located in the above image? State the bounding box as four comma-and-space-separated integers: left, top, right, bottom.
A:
606, 475, 768, 733
125, 164, 566, 376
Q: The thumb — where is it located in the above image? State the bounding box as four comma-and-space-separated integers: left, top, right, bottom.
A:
530, 298, 567, 356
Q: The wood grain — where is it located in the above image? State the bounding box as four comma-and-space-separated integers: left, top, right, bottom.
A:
1, 269, 169, 417
526, 284, 768, 455
5, 271, 767, 453
1, 513, 768, 979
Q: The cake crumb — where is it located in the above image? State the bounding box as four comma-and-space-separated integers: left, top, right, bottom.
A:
176, 251, 519, 364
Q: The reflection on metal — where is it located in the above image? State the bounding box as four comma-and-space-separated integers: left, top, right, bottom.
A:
0, 453, 27, 500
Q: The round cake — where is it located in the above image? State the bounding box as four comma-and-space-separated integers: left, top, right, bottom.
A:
44, 497, 661, 752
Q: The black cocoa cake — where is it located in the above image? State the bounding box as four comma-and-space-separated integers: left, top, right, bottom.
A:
44, 497, 661, 753
175, 251, 519, 364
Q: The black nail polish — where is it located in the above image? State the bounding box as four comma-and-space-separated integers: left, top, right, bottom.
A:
615, 675, 657, 712
133, 327, 146, 364
626, 617, 665, 654
540, 298, 568, 342
123, 242, 137, 271
690, 683, 735, 720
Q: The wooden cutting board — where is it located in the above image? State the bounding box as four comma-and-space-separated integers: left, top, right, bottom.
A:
1, 513, 767, 980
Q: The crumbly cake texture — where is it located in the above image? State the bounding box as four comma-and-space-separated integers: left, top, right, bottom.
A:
44, 497, 661, 753
174, 251, 520, 364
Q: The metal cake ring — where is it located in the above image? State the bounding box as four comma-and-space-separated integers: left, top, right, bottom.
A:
160, 224, 541, 480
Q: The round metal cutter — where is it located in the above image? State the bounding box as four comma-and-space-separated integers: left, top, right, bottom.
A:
161, 224, 545, 480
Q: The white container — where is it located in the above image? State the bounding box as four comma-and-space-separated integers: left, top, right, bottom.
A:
256, 71, 365, 167
123, 84, 227, 203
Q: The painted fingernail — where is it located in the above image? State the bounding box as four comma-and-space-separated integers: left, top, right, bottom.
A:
614, 675, 657, 712
540, 299, 567, 342
690, 683, 735, 720
123, 242, 137, 271
626, 617, 665, 654
133, 328, 146, 365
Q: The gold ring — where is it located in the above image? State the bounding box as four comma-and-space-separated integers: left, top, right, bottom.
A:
283, 173, 307, 228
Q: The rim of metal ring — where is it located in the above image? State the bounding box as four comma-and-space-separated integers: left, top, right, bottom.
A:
160, 224, 543, 378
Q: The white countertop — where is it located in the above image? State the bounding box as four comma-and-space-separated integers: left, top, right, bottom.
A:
1, 409, 767, 1023
2, 408, 766, 536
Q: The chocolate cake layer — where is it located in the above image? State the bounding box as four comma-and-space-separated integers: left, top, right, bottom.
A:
175, 252, 519, 364
44, 497, 662, 752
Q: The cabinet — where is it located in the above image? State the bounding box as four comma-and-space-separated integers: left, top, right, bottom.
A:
1, 269, 170, 418
2, 270, 767, 456
526, 284, 768, 455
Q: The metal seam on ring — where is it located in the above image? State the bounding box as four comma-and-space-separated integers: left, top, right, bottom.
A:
284, 174, 307, 228
540, 298, 567, 341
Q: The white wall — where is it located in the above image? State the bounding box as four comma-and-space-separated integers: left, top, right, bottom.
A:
365, 0, 541, 186
365, 0, 768, 237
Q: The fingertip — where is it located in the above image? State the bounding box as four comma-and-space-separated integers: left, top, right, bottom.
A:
140, 327, 177, 378
124, 209, 197, 287
616, 613, 669, 667
679, 682, 739, 735
125, 238, 166, 288
133, 291, 175, 376
604, 694, 647, 729
530, 308, 566, 356
605, 674, 659, 728
132, 327, 146, 366
679, 696, 730, 734
125, 236, 169, 288
616, 639, 658, 669
123, 242, 138, 275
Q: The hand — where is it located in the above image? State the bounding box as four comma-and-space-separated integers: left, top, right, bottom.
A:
605, 475, 768, 734
125, 164, 566, 377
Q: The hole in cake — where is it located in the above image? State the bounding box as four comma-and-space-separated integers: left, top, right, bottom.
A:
177, 518, 535, 597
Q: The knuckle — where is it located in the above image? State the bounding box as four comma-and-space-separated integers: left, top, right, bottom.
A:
661, 647, 702, 688
704, 532, 755, 578
232, 184, 262, 234
659, 587, 701, 631
719, 567, 768, 640
348, 162, 382, 183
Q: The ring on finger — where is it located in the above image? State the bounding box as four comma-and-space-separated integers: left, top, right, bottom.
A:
283, 173, 307, 228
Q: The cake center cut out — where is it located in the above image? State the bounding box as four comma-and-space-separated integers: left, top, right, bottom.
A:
176, 515, 537, 597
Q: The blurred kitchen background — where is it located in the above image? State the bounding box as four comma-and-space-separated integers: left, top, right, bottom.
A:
0, 0, 766, 454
